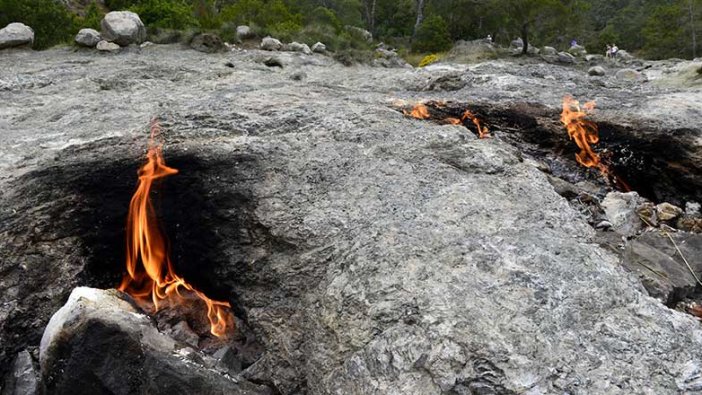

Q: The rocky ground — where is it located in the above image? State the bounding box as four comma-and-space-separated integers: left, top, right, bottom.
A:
1, 44, 702, 394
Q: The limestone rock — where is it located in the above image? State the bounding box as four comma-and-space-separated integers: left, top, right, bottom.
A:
39, 287, 268, 395
0, 23, 34, 50
190, 33, 224, 53
236, 25, 254, 40
657, 202, 684, 221
588, 66, 606, 76
260, 36, 282, 51
616, 68, 644, 81
601, 191, 645, 236
311, 42, 326, 53
96, 40, 120, 52
1, 350, 38, 395
286, 41, 312, 55
100, 11, 146, 46
541, 46, 557, 56
74, 28, 101, 48
557, 51, 576, 63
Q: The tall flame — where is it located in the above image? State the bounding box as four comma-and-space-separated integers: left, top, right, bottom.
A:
560, 96, 630, 191
403, 103, 430, 119
403, 103, 490, 139
461, 110, 490, 139
119, 118, 233, 337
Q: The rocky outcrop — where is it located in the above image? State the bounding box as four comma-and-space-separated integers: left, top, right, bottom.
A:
285, 41, 312, 55
39, 287, 268, 395
74, 28, 101, 48
311, 42, 326, 53
0, 23, 34, 49
444, 39, 497, 63
100, 11, 146, 46
190, 33, 225, 53
260, 36, 282, 51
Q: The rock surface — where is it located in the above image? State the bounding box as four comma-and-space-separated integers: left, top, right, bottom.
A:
311, 42, 326, 53
236, 25, 254, 40
588, 65, 606, 76
74, 28, 101, 48
96, 40, 120, 52
1, 350, 38, 395
616, 68, 644, 81
601, 192, 645, 236
0, 45, 701, 394
39, 287, 268, 394
557, 51, 576, 63
0, 23, 34, 49
189, 33, 224, 53
100, 11, 146, 46
285, 41, 312, 55
260, 36, 282, 51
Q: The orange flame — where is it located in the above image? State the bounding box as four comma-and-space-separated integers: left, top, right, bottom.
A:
560, 96, 630, 191
118, 118, 233, 337
403, 103, 430, 119
461, 110, 490, 139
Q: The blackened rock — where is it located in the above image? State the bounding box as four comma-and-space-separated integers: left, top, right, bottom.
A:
1, 350, 38, 395
39, 287, 269, 395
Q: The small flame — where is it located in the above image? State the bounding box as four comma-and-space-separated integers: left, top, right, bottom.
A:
461, 110, 490, 139
118, 118, 233, 338
560, 96, 630, 191
403, 103, 430, 119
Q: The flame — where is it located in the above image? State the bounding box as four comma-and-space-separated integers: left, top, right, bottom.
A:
403, 103, 430, 119
118, 118, 233, 337
461, 110, 490, 139
560, 96, 630, 191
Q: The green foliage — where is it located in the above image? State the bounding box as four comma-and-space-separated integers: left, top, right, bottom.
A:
418, 53, 440, 67
643, 5, 686, 59
309, 6, 343, 32
412, 15, 451, 52
80, 1, 105, 30
0, 0, 78, 49
193, 0, 221, 29
130, 0, 198, 30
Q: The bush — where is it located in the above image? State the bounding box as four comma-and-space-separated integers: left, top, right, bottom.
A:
418, 53, 440, 67
0, 0, 78, 49
130, 0, 198, 30
412, 15, 452, 53
79, 1, 105, 30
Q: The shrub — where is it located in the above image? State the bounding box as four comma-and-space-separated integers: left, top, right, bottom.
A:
418, 53, 440, 67
130, 0, 198, 30
412, 15, 452, 53
193, 0, 221, 29
80, 1, 105, 30
0, 0, 78, 49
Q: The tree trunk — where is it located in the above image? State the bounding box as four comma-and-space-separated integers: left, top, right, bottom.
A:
412, 0, 426, 40
690, 0, 697, 59
363, 0, 377, 34
521, 22, 529, 55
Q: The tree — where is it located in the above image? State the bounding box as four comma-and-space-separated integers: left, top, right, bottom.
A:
412, 13, 451, 51
493, 0, 565, 54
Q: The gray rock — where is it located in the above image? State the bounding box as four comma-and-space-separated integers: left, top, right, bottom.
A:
510, 38, 523, 48
568, 44, 587, 56
345, 25, 372, 42
260, 36, 282, 51
444, 39, 496, 63
616, 68, 644, 81
262, 56, 283, 68
189, 33, 224, 53
372, 48, 411, 68
100, 11, 146, 46
168, 321, 199, 347
588, 66, 606, 76
686, 202, 701, 217
39, 287, 268, 395
0, 23, 34, 49
585, 54, 604, 63
214, 346, 243, 375
74, 28, 101, 48
540, 46, 557, 56
2, 350, 38, 395
616, 50, 635, 61
290, 71, 307, 81
286, 41, 312, 55
96, 40, 120, 52
557, 51, 576, 63
311, 42, 326, 53
601, 191, 645, 236
236, 25, 254, 40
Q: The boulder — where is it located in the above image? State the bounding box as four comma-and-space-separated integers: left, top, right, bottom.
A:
39, 287, 268, 395
236, 25, 254, 40
311, 42, 326, 53
286, 41, 312, 55
96, 40, 120, 52
345, 25, 372, 42
510, 38, 523, 48
585, 54, 604, 63
0, 23, 34, 49
189, 33, 225, 53
616, 50, 635, 61
568, 44, 587, 56
372, 48, 411, 68
616, 68, 644, 81
588, 66, 606, 76
100, 11, 146, 46
74, 28, 101, 48
601, 191, 645, 236
541, 46, 557, 56
1, 350, 38, 395
444, 39, 496, 63
260, 36, 282, 51
557, 51, 576, 63
657, 202, 684, 222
